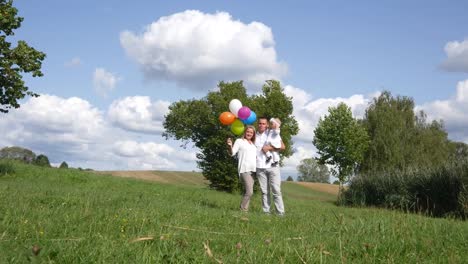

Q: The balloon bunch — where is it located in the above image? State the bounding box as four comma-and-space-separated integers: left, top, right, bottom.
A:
219, 99, 257, 136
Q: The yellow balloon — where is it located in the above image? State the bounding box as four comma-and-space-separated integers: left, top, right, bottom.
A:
230, 119, 245, 135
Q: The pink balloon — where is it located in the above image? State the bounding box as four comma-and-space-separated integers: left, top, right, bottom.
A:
237, 106, 251, 120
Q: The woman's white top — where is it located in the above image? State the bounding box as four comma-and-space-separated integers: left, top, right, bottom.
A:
231, 138, 257, 174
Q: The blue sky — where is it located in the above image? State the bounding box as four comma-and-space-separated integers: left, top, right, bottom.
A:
2, 0, 468, 178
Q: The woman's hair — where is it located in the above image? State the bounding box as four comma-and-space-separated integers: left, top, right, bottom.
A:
243, 125, 256, 143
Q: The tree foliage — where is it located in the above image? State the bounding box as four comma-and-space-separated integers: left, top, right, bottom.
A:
313, 103, 369, 184
34, 154, 50, 167
448, 141, 468, 161
296, 158, 330, 183
163, 80, 299, 192
59, 161, 68, 169
0, 146, 36, 163
360, 91, 451, 173
1, 0, 46, 113
286, 175, 294, 181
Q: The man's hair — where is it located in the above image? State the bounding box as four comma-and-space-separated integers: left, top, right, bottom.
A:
258, 116, 269, 122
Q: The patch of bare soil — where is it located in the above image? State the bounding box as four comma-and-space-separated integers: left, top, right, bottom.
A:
95, 170, 207, 186
294, 182, 339, 196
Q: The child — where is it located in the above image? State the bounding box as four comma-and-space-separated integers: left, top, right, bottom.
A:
265, 118, 282, 166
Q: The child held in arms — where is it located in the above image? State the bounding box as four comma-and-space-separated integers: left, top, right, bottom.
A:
265, 118, 282, 166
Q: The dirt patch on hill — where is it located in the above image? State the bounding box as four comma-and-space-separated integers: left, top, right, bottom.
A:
96, 170, 208, 186
294, 182, 339, 196
98, 171, 170, 183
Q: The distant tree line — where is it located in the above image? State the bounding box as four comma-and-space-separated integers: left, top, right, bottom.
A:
0, 146, 68, 169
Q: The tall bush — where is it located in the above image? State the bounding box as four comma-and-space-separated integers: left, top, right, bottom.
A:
344, 161, 468, 218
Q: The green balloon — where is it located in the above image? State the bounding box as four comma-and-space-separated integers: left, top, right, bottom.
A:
230, 119, 245, 135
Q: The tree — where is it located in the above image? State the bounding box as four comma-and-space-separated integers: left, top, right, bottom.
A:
0, 146, 36, 163
1, 0, 46, 113
361, 91, 451, 173
313, 103, 369, 189
296, 158, 330, 183
286, 175, 294, 181
449, 141, 468, 161
59, 161, 68, 169
163, 80, 299, 192
34, 154, 50, 167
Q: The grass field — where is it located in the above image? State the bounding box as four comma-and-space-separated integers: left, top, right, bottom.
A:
1, 161, 467, 263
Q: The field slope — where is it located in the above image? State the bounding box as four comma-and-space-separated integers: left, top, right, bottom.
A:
1, 162, 467, 263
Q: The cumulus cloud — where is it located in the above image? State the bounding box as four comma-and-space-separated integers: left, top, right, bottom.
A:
284, 85, 371, 143
120, 10, 286, 91
416, 79, 468, 143
108, 96, 170, 134
281, 145, 316, 176
0, 94, 198, 171
440, 39, 468, 73
65, 57, 82, 67
0, 94, 107, 161
113, 140, 196, 170
93, 68, 120, 97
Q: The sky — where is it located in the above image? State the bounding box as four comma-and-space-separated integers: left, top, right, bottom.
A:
1, 0, 468, 179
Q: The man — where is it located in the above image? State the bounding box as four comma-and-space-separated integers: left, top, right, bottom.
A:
255, 117, 285, 216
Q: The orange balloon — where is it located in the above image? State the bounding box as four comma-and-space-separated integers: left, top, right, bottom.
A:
219, 112, 235, 125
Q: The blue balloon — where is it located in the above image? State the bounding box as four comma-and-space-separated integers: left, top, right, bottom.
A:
242, 111, 256, 125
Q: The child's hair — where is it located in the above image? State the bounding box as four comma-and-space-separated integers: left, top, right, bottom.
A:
269, 118, 281, 127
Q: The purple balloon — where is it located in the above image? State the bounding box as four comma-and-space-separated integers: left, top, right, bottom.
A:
237, 106, 251, 120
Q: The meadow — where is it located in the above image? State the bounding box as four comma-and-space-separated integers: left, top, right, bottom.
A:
0, 161, 467, 263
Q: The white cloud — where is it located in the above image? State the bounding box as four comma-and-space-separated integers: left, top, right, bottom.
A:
93, 68, 120, 97
113, 140, 196, 170
108, 96, 170, 134
65, 57, 82, 67
416, 79, 468, 143
282, 145, 316, 174
0, 94, 198, 171
440, 39, 468, 73
284, 85, 371, 143
120, 10, 286, 91
0, 94, 107, 161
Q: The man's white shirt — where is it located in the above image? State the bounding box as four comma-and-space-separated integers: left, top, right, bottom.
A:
256, 129, 273, 169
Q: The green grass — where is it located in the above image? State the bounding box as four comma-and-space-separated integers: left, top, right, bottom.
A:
1, 161, 467, 263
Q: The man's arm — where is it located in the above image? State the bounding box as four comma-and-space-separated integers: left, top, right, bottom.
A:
262, 140, 285, 153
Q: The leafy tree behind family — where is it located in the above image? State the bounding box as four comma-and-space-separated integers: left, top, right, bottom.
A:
163, 80, 299, 192
0, 0, 46, 113
296, 158, 330, 183
360, 91, 452, 173
313, 102, 369, 190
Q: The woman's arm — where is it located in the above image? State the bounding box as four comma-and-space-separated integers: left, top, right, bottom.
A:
227, 138, 233, 155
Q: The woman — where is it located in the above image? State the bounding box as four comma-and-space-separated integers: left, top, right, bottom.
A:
227, 125, 257, 212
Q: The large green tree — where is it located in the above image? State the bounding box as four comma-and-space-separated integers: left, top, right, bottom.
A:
163, 80, 299, 192
313, 102, 369, 187
296, 158, 330, 183
361, 91, 451, 173
1, 0, 45, 113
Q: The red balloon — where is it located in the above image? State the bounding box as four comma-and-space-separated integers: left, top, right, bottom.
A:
219, 112, 235, 125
